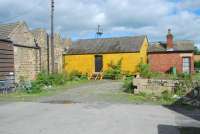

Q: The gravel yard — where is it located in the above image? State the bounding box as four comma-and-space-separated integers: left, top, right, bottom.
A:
0, 80, 200, 134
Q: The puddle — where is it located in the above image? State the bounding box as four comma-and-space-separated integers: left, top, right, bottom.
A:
42, 100, 76, 104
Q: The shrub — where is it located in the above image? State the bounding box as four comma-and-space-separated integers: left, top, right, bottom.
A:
174, 78, 193, 96
17, 70, 88, 94
161, 90, 172, 101
177, 73, 191, 80
122, 71, 133, 78
194, 61, 200, 68
36, 71, 68, 86
104, 59, 122, 79
123, 76, 134, 93
138, 63, 152, 78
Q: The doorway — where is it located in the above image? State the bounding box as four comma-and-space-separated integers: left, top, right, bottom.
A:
95, 55, 103, 72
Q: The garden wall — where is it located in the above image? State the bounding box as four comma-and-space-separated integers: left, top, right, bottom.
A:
133, 78, 178, 94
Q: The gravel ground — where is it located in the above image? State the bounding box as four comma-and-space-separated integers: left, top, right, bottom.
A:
0, 80, 200, 134
39, 80, 125, 103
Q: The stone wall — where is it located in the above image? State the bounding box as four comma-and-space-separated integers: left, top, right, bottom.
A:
53, 33, 63, 73
32, 29, 49, 72
9, 22, 40, 82
133, 78, 178, 95
14, 46, 39, 82
32, 30, 64, 73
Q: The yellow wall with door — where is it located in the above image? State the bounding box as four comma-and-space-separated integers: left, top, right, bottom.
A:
63, 37, 148, 75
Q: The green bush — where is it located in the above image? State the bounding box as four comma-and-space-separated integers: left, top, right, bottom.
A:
160, 90, 173, 102
17, 71, 88, 94
194, 61, 200, 68
177, 73, 191, 80
138, 63, 152, 78
36, 71, 68, 86
123, 76, 134, 93
104, 59, 122, 80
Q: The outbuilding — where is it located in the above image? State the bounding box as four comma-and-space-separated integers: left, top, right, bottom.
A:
0, 38, 14, 90
63, 35, 149, 77
148, 29, 195, 74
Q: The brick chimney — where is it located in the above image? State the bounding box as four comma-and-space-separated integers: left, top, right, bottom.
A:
166, 29, 173, 49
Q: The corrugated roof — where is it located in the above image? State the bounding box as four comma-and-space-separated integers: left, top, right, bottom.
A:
67, 35, 146, 54
149, 40, 195, 53
0, 22, 21, 40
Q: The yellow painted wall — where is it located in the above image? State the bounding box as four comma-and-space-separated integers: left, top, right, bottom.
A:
63, 37, 148, 75
63, 55, 94, 75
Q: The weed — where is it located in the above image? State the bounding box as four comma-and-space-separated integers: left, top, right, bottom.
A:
104, 59, 122, 80
123, 76, 134, 93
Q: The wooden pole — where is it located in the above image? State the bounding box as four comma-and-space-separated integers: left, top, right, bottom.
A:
51, 0, 55, 73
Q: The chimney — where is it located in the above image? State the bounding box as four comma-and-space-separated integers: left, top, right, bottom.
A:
166, 29, 173, 50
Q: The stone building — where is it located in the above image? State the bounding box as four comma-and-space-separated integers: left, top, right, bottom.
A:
0, 38, 14, 89
32, 30, 64, 73
53, 33, 63, 73
32, 29, 49, 72
0, 21, 40, 82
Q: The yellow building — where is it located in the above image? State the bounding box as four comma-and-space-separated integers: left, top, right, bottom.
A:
63, 35, 149, 77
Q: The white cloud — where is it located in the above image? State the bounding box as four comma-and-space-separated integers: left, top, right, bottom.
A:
0, 0, 199, 47
178, 0, 200, 10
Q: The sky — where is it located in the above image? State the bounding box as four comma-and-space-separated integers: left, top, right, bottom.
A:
0, 0, 200, 47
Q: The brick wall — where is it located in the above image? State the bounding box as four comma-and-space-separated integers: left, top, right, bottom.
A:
194, 55, 200, 62
148, 53, 194, 74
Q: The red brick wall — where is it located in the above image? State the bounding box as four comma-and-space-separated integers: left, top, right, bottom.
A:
148, 53, 194, 74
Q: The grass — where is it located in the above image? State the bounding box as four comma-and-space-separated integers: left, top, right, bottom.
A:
193, 73, 200, 80
0, 80, 90, 102
99, 88, 177, 105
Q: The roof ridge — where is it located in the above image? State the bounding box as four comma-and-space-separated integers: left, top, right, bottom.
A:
0, 21, 22, 26
76, 35, 146, 42
8, 21, 25, 38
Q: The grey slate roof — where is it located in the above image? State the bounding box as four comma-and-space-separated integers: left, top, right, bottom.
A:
67, 35, 146, 54
149, 40, 195, 53
0, 22, 20, 40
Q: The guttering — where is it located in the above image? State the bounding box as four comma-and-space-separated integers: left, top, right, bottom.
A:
14, 44, 40, 49
148, 50, 194, 54
0, 39, 12, 43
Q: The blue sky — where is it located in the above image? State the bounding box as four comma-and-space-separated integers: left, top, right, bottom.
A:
0, 0, 200, 48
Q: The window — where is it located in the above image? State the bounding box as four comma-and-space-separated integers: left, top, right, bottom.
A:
182, 57, 190, 73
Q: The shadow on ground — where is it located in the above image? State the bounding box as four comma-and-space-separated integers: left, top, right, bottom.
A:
159, 87, 200, 134
164, 86, 200, 121
157, 125, 200, 134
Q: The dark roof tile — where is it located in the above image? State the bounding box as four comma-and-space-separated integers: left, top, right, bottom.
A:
0, 22, 21, 40
149, 40, 195, 53
67, 35, 146, 54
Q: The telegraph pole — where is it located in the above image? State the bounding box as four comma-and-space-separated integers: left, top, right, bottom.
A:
50, 0, 55, 73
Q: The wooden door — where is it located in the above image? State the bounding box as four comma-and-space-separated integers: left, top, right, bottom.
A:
95, 55, 103, 72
